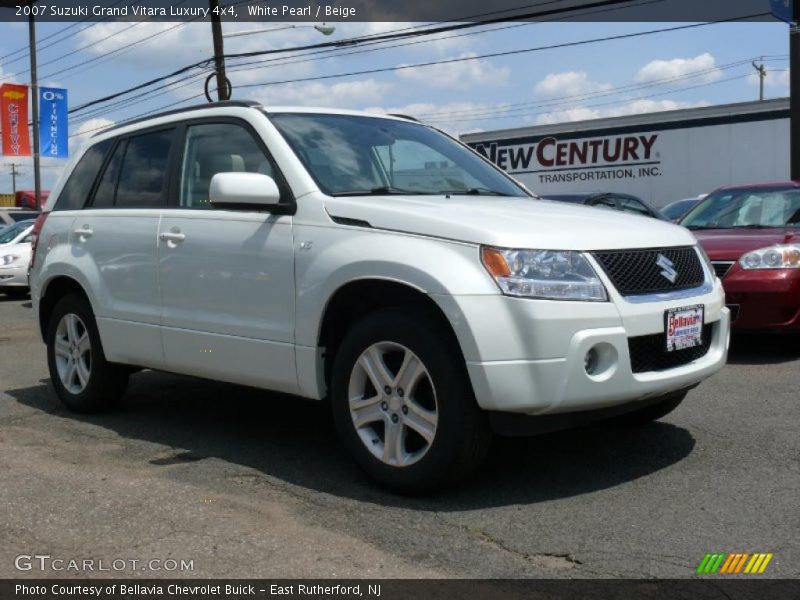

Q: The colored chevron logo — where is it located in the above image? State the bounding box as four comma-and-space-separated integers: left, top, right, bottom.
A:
696, 552, 774, 574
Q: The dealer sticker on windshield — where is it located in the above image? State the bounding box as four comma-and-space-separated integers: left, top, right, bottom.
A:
665, 305, 704, 352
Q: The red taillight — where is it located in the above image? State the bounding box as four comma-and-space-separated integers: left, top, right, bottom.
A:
29, 212, 49, 269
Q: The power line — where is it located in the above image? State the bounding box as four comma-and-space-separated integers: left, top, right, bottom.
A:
429, 73, 755, 125
68, 0, 644, 115
416, 57, 781, 120
231, 16, 771, 93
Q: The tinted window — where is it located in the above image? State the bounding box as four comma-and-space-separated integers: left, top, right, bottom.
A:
8, 211, 39, 222
92, 139, 126, 208
0, 221, 31, 244
53, 139, 113, 211
683, 189, 800, 229
270, 113, 525, 197
180, 122, 276, 209
116, 129, 174, 208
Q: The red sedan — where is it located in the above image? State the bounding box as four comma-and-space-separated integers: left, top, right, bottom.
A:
681, 182, 800, 332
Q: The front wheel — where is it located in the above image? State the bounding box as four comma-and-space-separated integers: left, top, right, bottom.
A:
46, 294, 129, 413
330, 308, 490, 494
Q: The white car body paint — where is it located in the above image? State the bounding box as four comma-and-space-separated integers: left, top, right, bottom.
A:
30, 105, 729, 416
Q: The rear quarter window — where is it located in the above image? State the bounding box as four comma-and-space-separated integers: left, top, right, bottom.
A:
53, 138, 113, 211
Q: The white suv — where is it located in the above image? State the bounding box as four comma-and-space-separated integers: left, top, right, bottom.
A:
29, 102, 730, 492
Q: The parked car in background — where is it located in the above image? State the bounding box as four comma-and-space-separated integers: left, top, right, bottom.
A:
661, 196, 705, 223
682, 182, 800, 332
29, 102, 729, 492
0, 219, 34, 298
541, 192, 668, 221
0, 208, 41, 227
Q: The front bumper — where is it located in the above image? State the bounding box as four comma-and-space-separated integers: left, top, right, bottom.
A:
436, 276, 729, 416
721, 266, 800, 331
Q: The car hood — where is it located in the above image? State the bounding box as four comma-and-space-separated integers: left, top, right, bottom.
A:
325, 195, 697, 251
692, 228, 800, 261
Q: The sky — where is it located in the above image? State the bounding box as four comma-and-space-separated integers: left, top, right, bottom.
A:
0, 16, 792, 192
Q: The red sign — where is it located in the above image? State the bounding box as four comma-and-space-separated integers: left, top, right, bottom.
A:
1, 84, 31, 157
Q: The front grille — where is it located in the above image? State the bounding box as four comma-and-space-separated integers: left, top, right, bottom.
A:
712, 261, 735, 279
628, 324, 713, 374
592, 247, 705, 296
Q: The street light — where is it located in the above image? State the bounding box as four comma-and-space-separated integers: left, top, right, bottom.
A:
223, 24, 336, 39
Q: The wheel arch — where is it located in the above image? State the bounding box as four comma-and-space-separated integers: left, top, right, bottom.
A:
38, 275, 93, 342
315, 278, 471, 397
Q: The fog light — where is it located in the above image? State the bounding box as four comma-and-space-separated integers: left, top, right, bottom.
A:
584, 348, 599, 375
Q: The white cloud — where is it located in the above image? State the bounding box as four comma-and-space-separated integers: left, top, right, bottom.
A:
748, 68, 790, 89
248, 79, 393, 109
365, 101, 506, 135
534, 71, 612, 98
636, 53, 722, 84
395, 53, 509, 89
69, 117, 115, 154
535, 99, 709, 125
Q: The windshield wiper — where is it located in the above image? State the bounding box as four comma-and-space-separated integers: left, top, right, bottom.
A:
330, 186, 426, 197
685, 225, 719, 230
730, 224, 775, 229
439, 187, 512, 196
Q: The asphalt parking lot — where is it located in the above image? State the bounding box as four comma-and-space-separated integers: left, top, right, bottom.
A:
1, 295, 798, 579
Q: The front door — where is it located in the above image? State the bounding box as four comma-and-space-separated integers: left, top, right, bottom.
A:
157, 120, 297, 393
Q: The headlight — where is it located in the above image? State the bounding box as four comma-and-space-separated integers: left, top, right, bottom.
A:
0, 254, 20, 267
739, 245, 800, 270
481, 247, 608, 301
695, 245, 716, 279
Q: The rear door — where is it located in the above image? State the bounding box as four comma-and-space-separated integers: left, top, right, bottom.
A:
157, 119, 297, 393
73, 127, 176, 369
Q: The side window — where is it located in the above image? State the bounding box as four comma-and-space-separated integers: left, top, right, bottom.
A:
618, 197, 650, 216
53, 138, 113, 211
180, 122, 277, 209
91, 139, 126, 208
116, 128, 175, 208
21, 234, 33, 244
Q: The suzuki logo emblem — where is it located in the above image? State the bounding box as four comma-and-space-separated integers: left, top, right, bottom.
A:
656, 254, 678, 283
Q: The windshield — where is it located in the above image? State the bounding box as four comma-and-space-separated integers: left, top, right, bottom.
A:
682, 188, 800, 229
0, 221, 33, 244
268, 113, 527, 197
662, 199, 698, 220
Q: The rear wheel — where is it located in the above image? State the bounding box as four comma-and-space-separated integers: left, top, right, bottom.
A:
607, 390, 688, 426
46, 294, 129, 413
330, 308, 490, 493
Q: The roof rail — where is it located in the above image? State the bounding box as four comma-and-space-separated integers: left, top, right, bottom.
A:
387, 113, 420, 122
94, 100, 263, 136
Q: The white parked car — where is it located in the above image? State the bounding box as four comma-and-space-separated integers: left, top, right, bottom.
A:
0, 219, 34, 298
29, 102, 730, 492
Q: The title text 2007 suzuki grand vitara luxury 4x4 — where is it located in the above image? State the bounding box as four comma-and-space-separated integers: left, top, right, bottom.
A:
29, 102, 730, 492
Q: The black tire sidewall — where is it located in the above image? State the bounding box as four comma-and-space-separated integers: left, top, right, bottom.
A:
330, 308, 488, 493
46, 294, 126, 413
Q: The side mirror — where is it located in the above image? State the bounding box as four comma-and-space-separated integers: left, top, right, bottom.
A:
210, 172, 281, 208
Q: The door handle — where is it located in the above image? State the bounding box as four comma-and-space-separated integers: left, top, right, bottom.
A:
160, 232, 186, 242
73, 227, 93, 238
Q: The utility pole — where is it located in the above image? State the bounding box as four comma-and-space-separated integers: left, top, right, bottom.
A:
9, 164, 22, 194
209, 0, 229, 101
28, 0, 41, 209
752, 60, 767, 101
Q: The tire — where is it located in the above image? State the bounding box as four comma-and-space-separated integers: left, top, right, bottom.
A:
330, 307, 490, 494
46, 293, 129, 413
608, 390, 689, 426
4, 288, 29, 299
